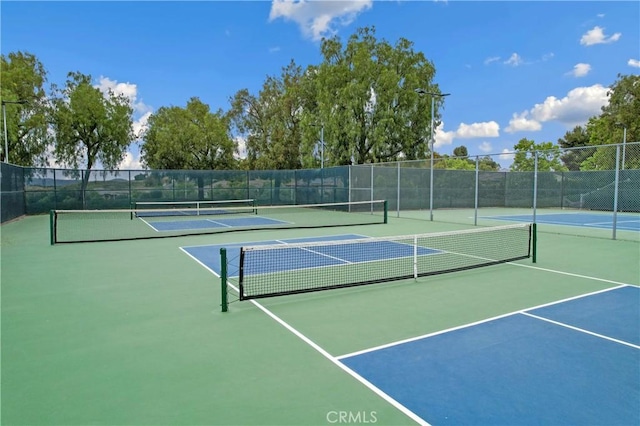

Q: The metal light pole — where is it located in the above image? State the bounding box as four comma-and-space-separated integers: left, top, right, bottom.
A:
2, 99, 27, 163
415, 89, 450, 221
615, 122, 627, 171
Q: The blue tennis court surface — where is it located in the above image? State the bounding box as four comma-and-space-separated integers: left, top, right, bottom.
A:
145, 216, 289, 232
484, 212, 640, 231
339, 286, 640, 425
181, 234, 441, 277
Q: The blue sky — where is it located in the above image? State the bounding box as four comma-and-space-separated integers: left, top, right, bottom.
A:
2, 0, 639, 169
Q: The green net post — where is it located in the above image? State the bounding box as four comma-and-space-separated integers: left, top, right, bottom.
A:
49, 210, 55, 245
220, 248, 228, 312
383, 200, 388, 224
532, 223, 537, 263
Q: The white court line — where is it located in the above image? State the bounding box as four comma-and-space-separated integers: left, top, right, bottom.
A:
521, 312, 640, 349
205, 218, 233, 227
139, 217, 161, 232
179, 241, 430, 426
241, 290, 431, 426
180, 238, 636, 425
337, 284, 632, 360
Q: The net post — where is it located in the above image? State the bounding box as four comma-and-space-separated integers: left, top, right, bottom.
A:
532, 223, 537, 263
413, 235, 418, 279
49, 210, 56, 245
383, 200, 388, 224
220, 248, 229, 312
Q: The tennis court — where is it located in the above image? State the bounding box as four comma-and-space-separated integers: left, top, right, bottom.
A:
2, 208, 639, 425
482, 211, 640, 232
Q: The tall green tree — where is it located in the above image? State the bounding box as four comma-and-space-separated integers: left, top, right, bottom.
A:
50, 72, 134, 203
229, 60, 306, 171
557, 125, 593, 171
311, 26, 440, 165
582, 74, 640, 170
141, 97, 236, 198
0, 51, 50, 166
510, 138, 567, 172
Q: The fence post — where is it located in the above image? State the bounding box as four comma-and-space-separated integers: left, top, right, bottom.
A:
397, 162, 401, 218
474, 156, 479, 226
220, 248, 228, 312
612, 145, 620, 240
533, 151, 538, 224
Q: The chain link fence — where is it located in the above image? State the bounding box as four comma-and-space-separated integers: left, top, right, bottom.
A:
2, 142, 638, 240
353, 142, 640, 241
1, 165, 350, 217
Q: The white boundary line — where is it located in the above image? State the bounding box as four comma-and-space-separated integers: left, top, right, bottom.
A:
180, 235, 637, 426
178, 243, 430, 426
244, 293, 430, 426
521, 312, 640, 349
337, 285, 633, 360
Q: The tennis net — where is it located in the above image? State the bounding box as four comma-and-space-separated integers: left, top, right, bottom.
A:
50, 200, 388, 244
226, 223, 534, 303
132, 199, 256, 217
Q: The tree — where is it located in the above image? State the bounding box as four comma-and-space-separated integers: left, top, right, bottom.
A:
0, 51, 50, 166
438, 152, 501, 171
141, 97, 236, 199
453, 145, 468, 158
311, 26, 440, 165
50, 72, 134, 204
510, 138, 567, 172
557, 125, 593, 171
478, 156, 501, 171
229, 61, 306, 171
582, 74, 640, 170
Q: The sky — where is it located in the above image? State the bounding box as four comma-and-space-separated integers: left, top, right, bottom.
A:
1, 0, 639, 169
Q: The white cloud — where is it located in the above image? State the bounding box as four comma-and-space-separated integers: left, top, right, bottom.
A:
540, 52, 554, 62
478, 141, 492, 153
455, 121, 500, 138
117, 152, 143, 170
95, 76, 153, 115
484, 56, 501, 65
504, 53, 524, 67
580, 26, 621, 46
567, 63, 591, 77
432, 121, 499, 149
530, 85, 608, 126
628, 59, 640, 68
506, 84, 609, 133
133, 111, 152, 140
505, 112, 542, 133
269, 0, 373, 41
434, 122, 455, 148
269, 46, 281, 53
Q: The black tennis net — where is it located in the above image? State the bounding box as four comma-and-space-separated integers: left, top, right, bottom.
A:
132, 199, 256, 217
228, 223, 534, 303
50, 200, 388, 244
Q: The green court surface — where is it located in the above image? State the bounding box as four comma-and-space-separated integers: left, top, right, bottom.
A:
1, 213, 639, 425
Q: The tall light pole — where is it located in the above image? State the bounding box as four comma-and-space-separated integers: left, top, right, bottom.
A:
415, 89, 450, 221
311, 123, 325, 168
615, 122, 627, 171
2, 99, 27, 163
